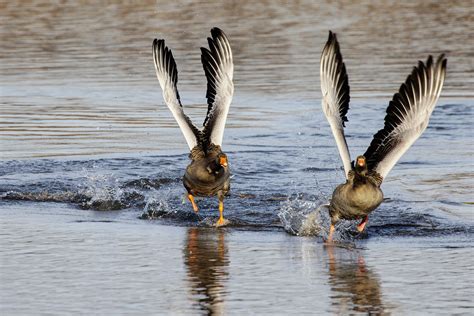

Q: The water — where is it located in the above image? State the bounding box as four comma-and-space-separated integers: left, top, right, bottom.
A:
1, 0, 473, 314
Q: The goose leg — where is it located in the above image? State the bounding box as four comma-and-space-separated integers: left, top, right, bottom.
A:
216, 192, 225, 226
187, 194, 199, 213
327, 224, 336, 243
357, 216, 368, 232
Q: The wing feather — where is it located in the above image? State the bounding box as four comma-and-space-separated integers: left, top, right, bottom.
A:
152, 38, 201, 150
364, 55, 447, 178
320, 31, 352, 177
201, 28, 234, 146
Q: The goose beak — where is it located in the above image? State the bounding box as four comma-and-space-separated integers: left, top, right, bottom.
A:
219, 157, 228, 167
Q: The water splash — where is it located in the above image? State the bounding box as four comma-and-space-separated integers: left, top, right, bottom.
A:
278, 194, 369, 243
139, 187, 201, 224
278, 194, 329, 237
78, 168, 126, 210
1, 156, 472, 236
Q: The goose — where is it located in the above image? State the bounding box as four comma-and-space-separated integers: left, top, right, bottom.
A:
320, 31, 446, 242
152, 27, 233, 226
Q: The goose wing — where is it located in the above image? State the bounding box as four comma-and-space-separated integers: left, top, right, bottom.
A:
320, 31, 352, 178
152, 38, 201, 150
201, 28, 234, 146
364, 55, 447, 178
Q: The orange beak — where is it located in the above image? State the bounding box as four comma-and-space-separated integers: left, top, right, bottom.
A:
219, 156, 228, 167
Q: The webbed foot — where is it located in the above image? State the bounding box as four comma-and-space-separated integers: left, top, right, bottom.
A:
215, 198, 227, 227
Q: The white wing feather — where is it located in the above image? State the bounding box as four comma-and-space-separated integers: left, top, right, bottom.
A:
364, 55, 447, 178
320, 31, 352, 178
152, 39, 200, 150
201, 28, 234, 146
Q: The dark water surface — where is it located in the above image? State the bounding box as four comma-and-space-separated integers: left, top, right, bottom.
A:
1, 0, 473, 315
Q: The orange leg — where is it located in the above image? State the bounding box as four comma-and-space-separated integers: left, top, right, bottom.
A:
216, 200, 225, 226
187, 194, 198, 213
326, 224, 336, 243
357, 216, 368, 232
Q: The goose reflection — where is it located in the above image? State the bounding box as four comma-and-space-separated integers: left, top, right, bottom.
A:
184, 227, 229, 315
326, 246, 387, 314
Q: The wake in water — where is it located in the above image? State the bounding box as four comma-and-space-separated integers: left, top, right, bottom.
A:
1, 157, 472, 237
1, 160, 180, 212
276, 192, 473, 242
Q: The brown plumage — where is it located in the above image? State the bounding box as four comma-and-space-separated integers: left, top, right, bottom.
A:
320, 31, 446, 241
328, 156, 383, 239
183, 145, 230, 225
153, 28, 234, 226
184, 145, 230, 198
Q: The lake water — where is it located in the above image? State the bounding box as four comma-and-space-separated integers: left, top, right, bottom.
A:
1, 0, 473, 314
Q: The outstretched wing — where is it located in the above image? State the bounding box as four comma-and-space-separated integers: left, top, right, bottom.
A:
152, 38, 201, 150
320, 31, 352, 178
201, 27, 234, 146
364, 55, 447, 178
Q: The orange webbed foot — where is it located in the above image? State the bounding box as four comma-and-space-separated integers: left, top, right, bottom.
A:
215, 199, 227, 227
216, 217, 226, 227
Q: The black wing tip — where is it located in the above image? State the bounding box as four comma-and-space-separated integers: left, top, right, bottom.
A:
364, 53, 447, 169
210, 27, 227, 39
325, 30, 339, 48
404, 53, 447, 93
202, 27, 230, 64
328, 30, 336, 41
441, 57, 447, 70
152, 37, 179, 87
152, 39, 167, 53
322, 30, 343, 61
425, 54, 447, 67
200, 47, 214, 66
418, 54, 447, 72
206, 37, 217, 54
209, 28, 231, 54
200, 46, 210, 55
431, 54, 447, 75
436, 53, 446, 62
436, 54, 447, 71
426, 55, 433, 66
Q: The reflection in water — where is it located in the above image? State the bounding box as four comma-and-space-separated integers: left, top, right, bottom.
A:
326, 246, 387, 314
184, 228, 229, 315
